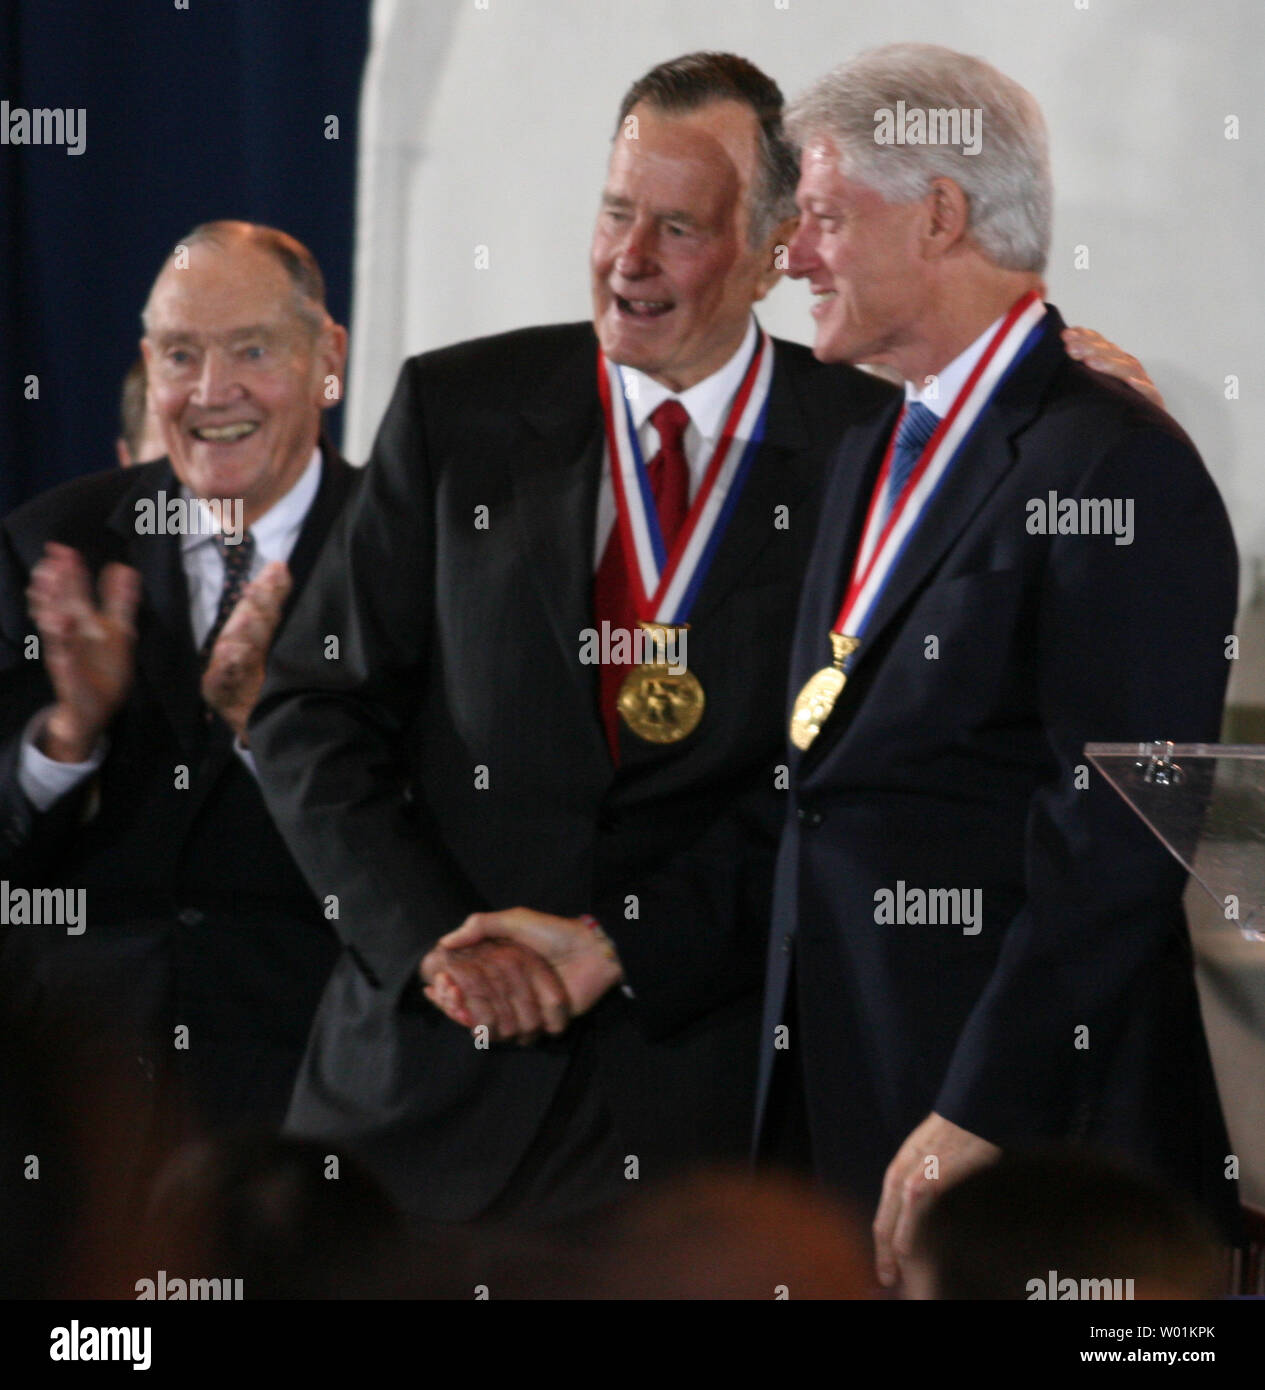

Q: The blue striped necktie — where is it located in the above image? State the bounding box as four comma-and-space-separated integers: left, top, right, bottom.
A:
884, 400, 940, 518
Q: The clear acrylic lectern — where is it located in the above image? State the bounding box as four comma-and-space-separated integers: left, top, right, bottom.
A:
1086, 742, 1265, 943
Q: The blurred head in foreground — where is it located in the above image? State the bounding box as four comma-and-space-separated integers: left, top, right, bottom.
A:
116, 355, 166, 466
906, 1148, 1225, 1300
501, 1168, 871, 1299
140, 1131, 433, 1298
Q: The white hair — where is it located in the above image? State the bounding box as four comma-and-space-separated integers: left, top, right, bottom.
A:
786, 43, 1052, 273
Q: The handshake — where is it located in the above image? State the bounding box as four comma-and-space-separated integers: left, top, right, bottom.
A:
419, 908, 626, 1044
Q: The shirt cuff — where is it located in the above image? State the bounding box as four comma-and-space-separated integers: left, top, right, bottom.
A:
233, 736, 259, 779
17, 710, 107, 812
581, 913, 635, 999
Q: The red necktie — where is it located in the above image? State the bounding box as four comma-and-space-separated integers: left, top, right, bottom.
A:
594, 399, 692, 762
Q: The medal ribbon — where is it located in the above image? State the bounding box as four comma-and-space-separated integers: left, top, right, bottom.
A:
831, 290, 1047, 646
597, 326, 774, 624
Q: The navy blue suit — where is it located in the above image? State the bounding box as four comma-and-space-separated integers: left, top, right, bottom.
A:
756, 307, 1240, 1236
250, 323, 894, 1222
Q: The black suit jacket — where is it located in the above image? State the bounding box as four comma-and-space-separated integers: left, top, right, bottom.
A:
756, 306, 1239, 1235
250, 321, 895, 1220
0, 443, 355, 1130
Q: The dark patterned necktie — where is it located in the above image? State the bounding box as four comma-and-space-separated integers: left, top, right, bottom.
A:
198, 530, 255, 668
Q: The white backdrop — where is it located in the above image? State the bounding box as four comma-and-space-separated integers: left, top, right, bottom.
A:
346, 0, 1262, 565
346, 0, 1265, 1198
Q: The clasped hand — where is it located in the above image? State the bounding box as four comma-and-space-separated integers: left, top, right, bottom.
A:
419, 907, 624, 1045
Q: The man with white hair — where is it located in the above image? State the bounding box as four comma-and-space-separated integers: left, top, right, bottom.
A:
0, 222, 353, 1135
250, 49, 1165, 1233
754, 43, 1238, 1287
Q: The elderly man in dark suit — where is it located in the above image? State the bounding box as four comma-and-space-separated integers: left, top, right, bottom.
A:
252, 53, 1152, 1232
754, 43, 1239, 1287
0, 222, 353, 1135
251, 54, 894, 1226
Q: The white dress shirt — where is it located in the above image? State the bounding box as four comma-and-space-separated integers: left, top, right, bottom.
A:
182, 446, 321, 648
18, 447, 323, 811
905, 312, 1006, 418
594, 315, 759, 564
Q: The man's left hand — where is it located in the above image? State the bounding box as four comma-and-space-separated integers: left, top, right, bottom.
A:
873, 1111, 1001, 1291
437, 907, 625, 1026
421, 938, 571, 1044
201, 561, 292, 739
1062, 326, 1165, 410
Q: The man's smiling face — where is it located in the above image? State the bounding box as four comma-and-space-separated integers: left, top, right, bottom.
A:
590, 100, 779, 393
142, 239, 343, 524
787, 135, 932, 374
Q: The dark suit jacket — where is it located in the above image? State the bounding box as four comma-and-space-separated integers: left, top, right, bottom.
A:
755, 306, 1240, 1235
0, 442, 355, 1131
250, 321, 895, 1221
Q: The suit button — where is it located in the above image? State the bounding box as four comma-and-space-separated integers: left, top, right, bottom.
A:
176, 907, 205, 927
797, 807, 824, 828
781, 933, 793, 955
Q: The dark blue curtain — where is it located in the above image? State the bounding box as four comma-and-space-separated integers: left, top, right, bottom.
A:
0, 0, 371, 514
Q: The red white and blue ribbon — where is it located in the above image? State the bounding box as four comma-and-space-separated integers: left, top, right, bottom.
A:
597, 326, 774, 624
832, 291, 1048, 645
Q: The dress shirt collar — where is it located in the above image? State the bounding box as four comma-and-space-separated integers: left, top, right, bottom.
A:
618, 314, 759, 442
905, 313, 1005, 418
179, 446, 322, 559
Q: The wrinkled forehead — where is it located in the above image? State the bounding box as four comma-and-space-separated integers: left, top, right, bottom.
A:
795, 137, 878, 206
145, 243, 308, 340
604, 100, 761, 206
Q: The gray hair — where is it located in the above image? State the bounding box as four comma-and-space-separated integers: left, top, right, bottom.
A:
786, 43, 1052, 273
141, 221, 329, 334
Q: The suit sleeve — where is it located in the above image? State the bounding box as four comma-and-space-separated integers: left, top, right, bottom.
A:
933, 427, 1238, 1145
592, 776, 779, 1039
250, 362, 484, 1001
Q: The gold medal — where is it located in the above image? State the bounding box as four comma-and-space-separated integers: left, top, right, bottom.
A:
789, 633, 859, 750
617, 622, 705, 744
785, 299, 1045, 754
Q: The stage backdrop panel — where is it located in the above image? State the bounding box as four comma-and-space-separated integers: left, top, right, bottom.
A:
346, 0, 1262, 570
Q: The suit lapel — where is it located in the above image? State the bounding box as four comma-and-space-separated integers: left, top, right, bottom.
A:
278, 439, 356, 638
193, 445, 361, 789
688, 339, 822, 626
794, 311, 1068, 777
846, 314, 1064, 679
107, 462, 205, 754
512, 331, 609, 757
782, 400, 895, 775
788, 399, 898, 696
99, 447, 360, 831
